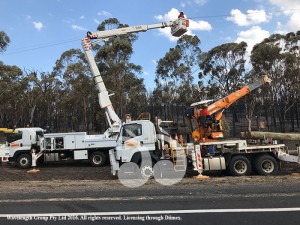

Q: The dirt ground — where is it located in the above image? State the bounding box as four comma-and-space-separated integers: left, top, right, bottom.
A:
0, 161, 115, 181
0, 160, 299, 183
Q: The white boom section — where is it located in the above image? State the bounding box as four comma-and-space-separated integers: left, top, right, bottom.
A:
82, 17, 189, 137
83, 49, 121, 137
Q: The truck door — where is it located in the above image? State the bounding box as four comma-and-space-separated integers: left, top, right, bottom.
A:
122, 124, 143, 147
36, 130, 44, 151
141, 122, 156, 151
116, 123, 143, 162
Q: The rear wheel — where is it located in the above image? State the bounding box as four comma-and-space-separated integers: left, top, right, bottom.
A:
16, 154, 32, 169
89, 151, 106, 167
228, 155, 251, 176
254, 155, 278, 176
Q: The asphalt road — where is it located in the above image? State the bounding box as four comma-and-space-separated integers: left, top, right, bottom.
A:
0, 177, 299, 225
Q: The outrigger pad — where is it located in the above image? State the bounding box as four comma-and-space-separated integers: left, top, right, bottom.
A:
193, 174, 209, 179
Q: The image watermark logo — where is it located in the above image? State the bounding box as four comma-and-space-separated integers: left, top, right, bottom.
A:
115, 129, 188, 188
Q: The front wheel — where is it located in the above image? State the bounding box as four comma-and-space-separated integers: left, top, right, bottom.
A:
16, 154, 32, 169
253, 155, 278, 176
228, 155, 251, 176
89, 151, 106, 167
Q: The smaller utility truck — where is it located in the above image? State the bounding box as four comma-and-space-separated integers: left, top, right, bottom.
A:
6, 127, 116, 168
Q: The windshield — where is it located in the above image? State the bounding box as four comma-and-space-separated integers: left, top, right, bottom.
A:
121, 124, 142, 140
36, 130, 44, 139
6, 131, 23, 143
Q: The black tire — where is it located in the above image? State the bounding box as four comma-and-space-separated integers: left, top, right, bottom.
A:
228, 155, 252, 176
89, 151, 106, 167
16, 154, 32, 169
253, 154, 278, 176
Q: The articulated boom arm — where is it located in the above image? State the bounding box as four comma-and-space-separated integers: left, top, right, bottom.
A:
207, 75, 271, 120
82, 18, 188, 45
82, 17, 189, 137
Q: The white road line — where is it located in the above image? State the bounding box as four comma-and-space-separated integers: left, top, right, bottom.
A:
0, 197, 134, 203
1, 208, 300, 217
0, 192, 299, 203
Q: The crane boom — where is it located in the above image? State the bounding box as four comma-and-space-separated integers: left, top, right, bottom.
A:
187, 75, 271, 142
82, 17, 189, 137
207, 75, 271, 118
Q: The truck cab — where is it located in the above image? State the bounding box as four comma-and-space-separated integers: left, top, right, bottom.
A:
7, 127, 45, 168
115, 120, 157, 163
109, 119, 179, 179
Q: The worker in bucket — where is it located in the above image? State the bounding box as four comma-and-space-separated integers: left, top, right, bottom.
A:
178, 12, 185, 18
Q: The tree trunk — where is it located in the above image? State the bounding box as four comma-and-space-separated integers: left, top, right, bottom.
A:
29, 105, 36, 126
82, 99, 85, 131
296, 102, 299, 129
272, 108, 277, 132
265, 108, 270, 131
232, 108, 237, 137
246, 117, 252, 132
290, 104, 295, 132
279, 110, 285, 133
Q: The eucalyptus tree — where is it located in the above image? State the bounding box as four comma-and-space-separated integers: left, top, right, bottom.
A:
52, 49, 96, 132
22, 70, 63, 130
199, 42, 247, 135
241, 71, 271, 131
0, 62, 25, 127
283, 31, 300, 131
0, 31, 10, 53
199, 42, 247, 98
251, 31, 300, 132
154, 35, 202, 122
0, 31, 26, 127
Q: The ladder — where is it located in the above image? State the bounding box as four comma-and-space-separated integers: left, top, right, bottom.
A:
170, 135, 187, 172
